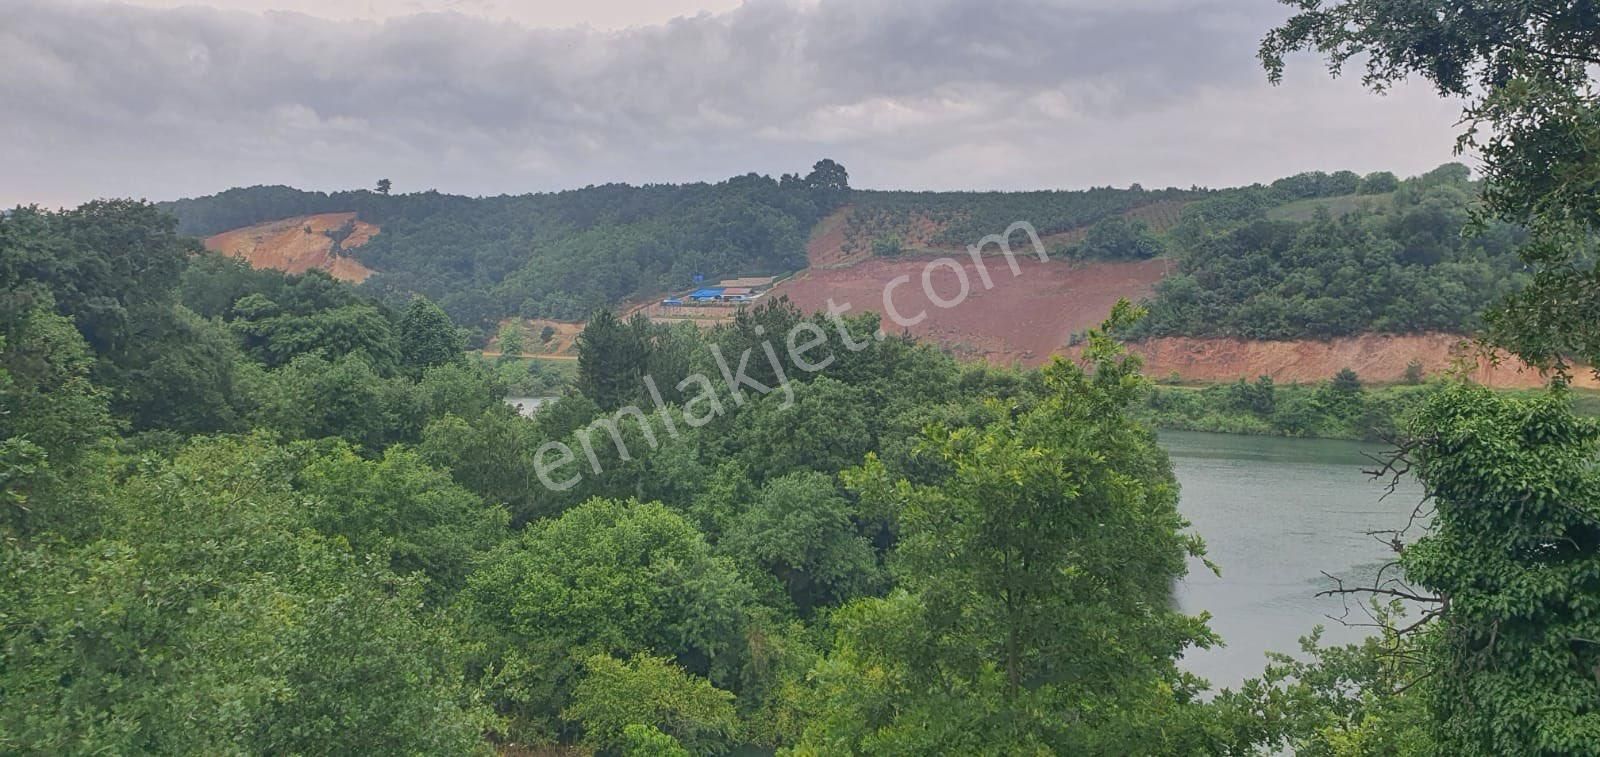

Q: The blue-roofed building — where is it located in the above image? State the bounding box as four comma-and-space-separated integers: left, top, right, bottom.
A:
690, 287, 725, 301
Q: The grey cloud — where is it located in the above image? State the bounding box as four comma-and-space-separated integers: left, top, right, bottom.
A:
0, 0, 1457, 207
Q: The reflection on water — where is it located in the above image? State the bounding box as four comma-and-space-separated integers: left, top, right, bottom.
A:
1161, 430, 1427, 689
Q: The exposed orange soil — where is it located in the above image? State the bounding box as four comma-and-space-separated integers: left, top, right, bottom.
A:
1114, 334, 1599, 389
807, 205, 954, 268
492, 318, 584, 356
772, 257, 1172, 364
205, 213, 377, 283
805, 207, 859, 267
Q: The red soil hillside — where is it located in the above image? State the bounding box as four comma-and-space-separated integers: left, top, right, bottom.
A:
805, 206, 952, 269
772, 257, 1172, 364
1114, 334, 1599, 390
770, 246, 1590, 387
804, 207, 858, 268
205, 213, 378, 283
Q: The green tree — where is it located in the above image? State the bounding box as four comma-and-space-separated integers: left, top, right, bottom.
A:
565, 653, 740, 755
376, 178, 392, 195
0, 305, 113, 538
732, 377, 875, 483
871, 233, 903, 256
1330, 367, 1363, 396
1213, 620, 1431, 755
804, 159, 851, 206
497, 321, 526, 360
0, 435, 495, 754
721, 472, 883, 614
1261, 0, 1600, 376
1075, 216, 1164, 260
399, 296, 465, 372
576, 309, 651, 411
0, 201, 192, 358
1403, 359, 1425, 385
231, 298, 401, 371
463, 498, 755, 738
252, 352, 420, 450
795, 305, 1220, 753
113, 306, 252, 434
621, 724, 692, 756
1398, 385, 1600, 753
295, 441, 509, 600
1359, 171, 1400, 195
420, 408, 551, 526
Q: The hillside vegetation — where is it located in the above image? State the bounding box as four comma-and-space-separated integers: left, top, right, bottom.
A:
162, 161, 852, 332
170, 162, 1524, 350
3, 202, 1296, 753
1132, 164, 1529, 339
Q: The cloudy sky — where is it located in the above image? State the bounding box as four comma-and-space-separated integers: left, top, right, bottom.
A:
2, 0, 1468, 208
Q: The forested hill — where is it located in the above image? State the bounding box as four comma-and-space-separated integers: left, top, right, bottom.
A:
1130, 163, 1532, 340
161, 162, 1209, 338
827, 164, 1531, 343
166, 162, 1528, 345
160, 160, 854, 331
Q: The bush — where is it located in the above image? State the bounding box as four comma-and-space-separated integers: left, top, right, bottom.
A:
1403, 360, 1425, 385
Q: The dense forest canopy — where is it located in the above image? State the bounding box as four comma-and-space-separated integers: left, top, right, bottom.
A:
1133, 163, 1532, 339
12, 171, 1600, 754
0, 200, 1301, 753
10, 1, 1600, 754
160, 161, 852, 330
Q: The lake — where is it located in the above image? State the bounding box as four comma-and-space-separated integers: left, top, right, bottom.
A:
1162, 430, 1427, 690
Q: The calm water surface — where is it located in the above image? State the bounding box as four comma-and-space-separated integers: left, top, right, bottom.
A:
1162, 430, 1426, 689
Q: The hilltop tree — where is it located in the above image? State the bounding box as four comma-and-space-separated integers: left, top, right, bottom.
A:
399, 296, 464, 372
804, 159, 851, 209
376, 178, 392, 195
804, 159, 849, 193
1359, 171, 1400, 195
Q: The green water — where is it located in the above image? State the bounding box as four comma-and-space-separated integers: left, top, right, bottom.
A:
1162, 430, 1426, 689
